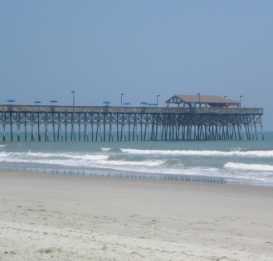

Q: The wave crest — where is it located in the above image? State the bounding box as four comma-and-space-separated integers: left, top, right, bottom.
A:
121, 148, 273, 157
224, 162, 273, 171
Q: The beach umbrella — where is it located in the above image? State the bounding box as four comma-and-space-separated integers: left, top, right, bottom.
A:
50, 100, 58, 105
103, 100, 111, 105
145, 102, 153, 106
140, 101, 148, 106
123, 102, 131, 106
7, 99, 15, 103
34, 100, 42, 104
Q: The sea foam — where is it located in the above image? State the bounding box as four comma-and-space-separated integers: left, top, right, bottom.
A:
121, 148, 273, 157
224, 162, 273, 171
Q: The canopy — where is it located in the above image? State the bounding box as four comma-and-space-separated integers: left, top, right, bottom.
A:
140, 101, 148, 106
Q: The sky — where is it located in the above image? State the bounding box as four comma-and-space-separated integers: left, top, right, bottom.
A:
1, 1, 273, 130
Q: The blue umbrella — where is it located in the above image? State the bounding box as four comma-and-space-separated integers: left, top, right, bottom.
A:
50, 100, 58, 106
140, 101, 148, 106
123, 102, 131, 106
7, 99, 15, 103
103, 101, 111, 105
34, 100, 42, 104
146, 102, 153, 106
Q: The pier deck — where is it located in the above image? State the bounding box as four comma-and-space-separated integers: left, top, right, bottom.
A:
0, 105, 264, 142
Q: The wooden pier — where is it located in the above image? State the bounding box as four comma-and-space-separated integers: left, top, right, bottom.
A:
0, 105, 264, 142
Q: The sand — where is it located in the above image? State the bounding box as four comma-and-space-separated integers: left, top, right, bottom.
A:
0, 170, 273, 261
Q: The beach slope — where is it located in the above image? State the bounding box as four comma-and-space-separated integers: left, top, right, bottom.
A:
1, 170, 273, 261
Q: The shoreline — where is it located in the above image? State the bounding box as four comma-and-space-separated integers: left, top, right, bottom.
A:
1, 169, 273, 260
1, 167, 271, 187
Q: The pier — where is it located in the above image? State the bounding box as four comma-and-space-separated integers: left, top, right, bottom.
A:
0, 105, 264, 142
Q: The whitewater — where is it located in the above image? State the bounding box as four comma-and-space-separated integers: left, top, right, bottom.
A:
1, 132, 273, 186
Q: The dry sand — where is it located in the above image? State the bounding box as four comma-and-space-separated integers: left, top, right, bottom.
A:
0, 170, 273, 261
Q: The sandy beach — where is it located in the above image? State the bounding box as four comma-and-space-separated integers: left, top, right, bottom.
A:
0, 170, 273, 261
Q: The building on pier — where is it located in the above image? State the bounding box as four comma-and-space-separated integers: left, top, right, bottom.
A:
166, 95, 240, 108
0, 99, 264, 142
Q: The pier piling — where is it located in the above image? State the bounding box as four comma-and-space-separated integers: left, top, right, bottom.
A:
0, 105, 264, 142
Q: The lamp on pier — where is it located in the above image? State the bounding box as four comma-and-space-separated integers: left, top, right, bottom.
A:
157, 95, 160, 107
197, 93, 201, 107
71, 91, 75, 111
240, 95, 243, 108
121, 93, 124, 107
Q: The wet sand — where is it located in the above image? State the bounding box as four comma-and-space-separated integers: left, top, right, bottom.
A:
1, 170, 273, 261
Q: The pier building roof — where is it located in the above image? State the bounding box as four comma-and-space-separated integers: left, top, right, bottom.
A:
165, 95, 240, 108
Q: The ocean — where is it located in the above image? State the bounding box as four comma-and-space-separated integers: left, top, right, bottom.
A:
1, 132, 273, 187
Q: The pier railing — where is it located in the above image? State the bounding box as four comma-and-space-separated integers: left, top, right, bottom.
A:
0, 105, 264, 115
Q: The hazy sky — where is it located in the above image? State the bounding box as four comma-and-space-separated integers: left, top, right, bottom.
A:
1, 1, 273, 130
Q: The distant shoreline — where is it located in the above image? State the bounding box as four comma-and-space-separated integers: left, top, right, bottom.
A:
1, 167, 271, 187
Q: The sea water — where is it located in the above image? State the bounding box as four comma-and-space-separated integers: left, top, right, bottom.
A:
1, 132, 273, 186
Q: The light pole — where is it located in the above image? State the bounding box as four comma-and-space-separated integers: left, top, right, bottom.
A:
240, 95, 243, 108
121, 93, 124, 107
197, 93, 200, 107
71, 91, 75, 111
157, 95, 160, 107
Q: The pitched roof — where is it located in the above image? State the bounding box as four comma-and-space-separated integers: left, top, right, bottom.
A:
165, 95, 239, 105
